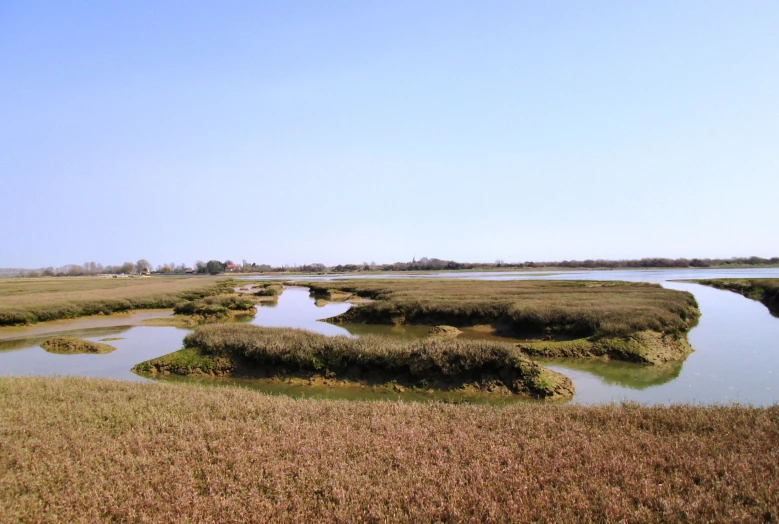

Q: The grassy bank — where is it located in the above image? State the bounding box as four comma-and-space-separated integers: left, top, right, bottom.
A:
1, 377, 777, 522
134, 324, 574, 399
0, 277, 234, 326
40, 336, 116, 354
302, 280, 700, 364
694, 278, 779, 316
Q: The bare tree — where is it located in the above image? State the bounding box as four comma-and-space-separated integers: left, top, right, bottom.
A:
135, 259, 151, 274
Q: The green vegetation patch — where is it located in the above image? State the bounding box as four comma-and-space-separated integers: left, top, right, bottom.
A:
694, 278, 779, 316
40, 336, 116, 354
304, 279, 700, 339
133, 348, 234, 376
137, 324, 574, 399
173, 294, 257, 321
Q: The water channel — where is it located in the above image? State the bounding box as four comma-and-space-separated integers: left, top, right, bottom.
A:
1, 268, 778, 405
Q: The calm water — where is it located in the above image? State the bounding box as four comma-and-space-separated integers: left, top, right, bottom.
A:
1, 268, 778, 405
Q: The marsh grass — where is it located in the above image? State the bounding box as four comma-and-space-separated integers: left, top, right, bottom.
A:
136, 324, 573, 398
303, 279, 700, 338
695, 278, 779, 316
173, 294, 256, 319
40, 336, 116, 354
1, 377, 777, 522
0, 277, 233, 326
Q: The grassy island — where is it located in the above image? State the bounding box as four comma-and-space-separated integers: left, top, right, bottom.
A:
302, 280, 700, 364
40, 336, 116, 354
133, 324, 574, 400
694, 278, 779, 316
0, 277, 235, 327
1, 377, 777, 522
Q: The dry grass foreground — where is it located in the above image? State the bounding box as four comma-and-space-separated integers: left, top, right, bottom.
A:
694, 278, 779, 316
40, 336, 116, 354
0, 277, 232, 326
303, 279, 700, 364
133, 324, 574, 400
1, 378, 777, 522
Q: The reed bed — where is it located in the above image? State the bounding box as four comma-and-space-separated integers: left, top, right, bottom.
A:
1, 377, 777, 522
303, 280, 699, 338
0, 277, 232, 326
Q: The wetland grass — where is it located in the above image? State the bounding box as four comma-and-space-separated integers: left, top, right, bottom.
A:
694, 278, 779, 316
1, 376, 777, 522
303, 279, 700, 364
0, 277, 234, 327
134, 324, 574, 399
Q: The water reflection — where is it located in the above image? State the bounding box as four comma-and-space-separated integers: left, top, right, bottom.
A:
0, 326, 131, 353
0, 326, 189, 381
535, 358, 683, 390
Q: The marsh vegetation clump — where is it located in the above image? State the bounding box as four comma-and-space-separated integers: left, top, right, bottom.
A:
173, 294, 256, 320
428, 325, 462, 338
1, 377, 777, 522
40, 336, 116, 354
305, 279, 699, 338
136, 324, 574, 399
252, 283, 282, 297
695, 278, 779, 316
302, 279, 700, 363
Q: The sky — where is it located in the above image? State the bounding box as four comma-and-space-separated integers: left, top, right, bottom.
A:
1, 1, 777, 268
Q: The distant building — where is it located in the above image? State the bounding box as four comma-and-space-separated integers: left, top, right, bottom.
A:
225, 263, 241, 272
185, 268, 195, 274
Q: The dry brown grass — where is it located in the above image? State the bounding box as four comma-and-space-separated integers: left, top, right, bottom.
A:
0, 277, 231, 326
1, 377, 777, 522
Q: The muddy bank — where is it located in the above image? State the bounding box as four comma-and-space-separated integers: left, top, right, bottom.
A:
133, 324, 574, 400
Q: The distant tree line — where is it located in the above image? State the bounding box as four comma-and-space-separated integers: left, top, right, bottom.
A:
14, 255, 779, 278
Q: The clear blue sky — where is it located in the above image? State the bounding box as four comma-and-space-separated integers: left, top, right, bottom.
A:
1, 1, 777, 268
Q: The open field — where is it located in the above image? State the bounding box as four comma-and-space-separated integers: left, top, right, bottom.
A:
301, 280, 700, 364
693, 278, 779, 316
134, 324, 574, 399
0, 277, 233, 326
1, 377, 777, 522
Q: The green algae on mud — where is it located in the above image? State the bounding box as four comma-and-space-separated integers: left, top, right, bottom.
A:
133, 324, 574, 400
40, 336, 116, 354
304, 279, 700, 364
691, 278, 779, 317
